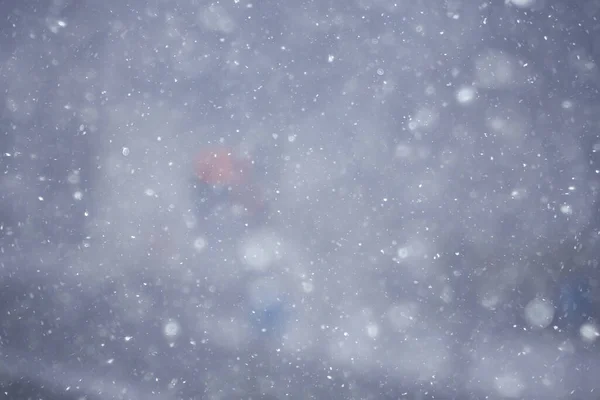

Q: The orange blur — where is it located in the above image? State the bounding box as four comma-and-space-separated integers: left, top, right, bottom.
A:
194, 146, 250, 186
193, 146, 265, 213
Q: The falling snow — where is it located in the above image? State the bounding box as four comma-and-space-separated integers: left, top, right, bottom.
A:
1, 0, 599, 399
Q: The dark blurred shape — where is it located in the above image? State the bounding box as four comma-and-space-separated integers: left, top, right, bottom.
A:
556, 274, 595, 332
0, 379, 92, 400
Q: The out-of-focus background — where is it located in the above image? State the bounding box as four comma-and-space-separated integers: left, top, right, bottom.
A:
1, 0, 600, 398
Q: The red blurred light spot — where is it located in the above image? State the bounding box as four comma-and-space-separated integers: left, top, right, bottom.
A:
193, 146, 266, 214
194, 146, 248, 186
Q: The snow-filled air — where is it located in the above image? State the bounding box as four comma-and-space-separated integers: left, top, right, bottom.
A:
1, 0, 600, 399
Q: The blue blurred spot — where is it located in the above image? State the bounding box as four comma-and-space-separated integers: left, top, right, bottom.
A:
556, 276, 593, 329
250, 300, 288, 338
190, 178, 229, 217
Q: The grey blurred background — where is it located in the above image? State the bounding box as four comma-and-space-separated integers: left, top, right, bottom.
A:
1, 0, 600, 399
